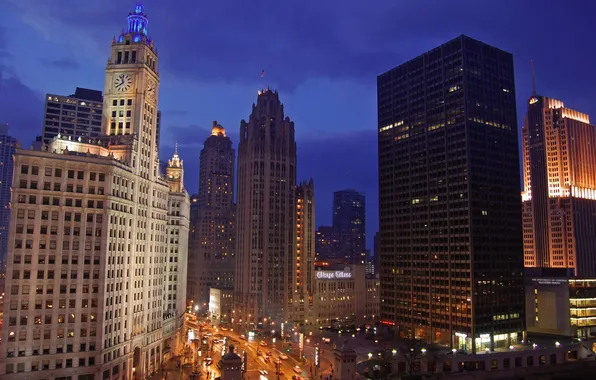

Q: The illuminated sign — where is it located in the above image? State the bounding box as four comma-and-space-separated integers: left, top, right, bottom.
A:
316, 270, 352, 280
531, 278, 568, 285
529, 97, 539, 105
299, 333, 304, 351
315, 346, 320, 367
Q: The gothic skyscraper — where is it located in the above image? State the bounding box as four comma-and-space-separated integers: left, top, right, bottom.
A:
187, 122, 236, 307
234, 89, 297, 324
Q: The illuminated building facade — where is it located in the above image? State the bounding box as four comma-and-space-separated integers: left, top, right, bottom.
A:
187, 122, 236, 308
291, 180, 315, 322
315, 226, 341, 260
378, 35, 525, 352
521, 96, 596, 277
524, 269, 596, 338
234, 89, 297, 324
333, 189, 366, 263
41, 88, 103, 146
0, 4, 189, 379
313, 265, 379, 327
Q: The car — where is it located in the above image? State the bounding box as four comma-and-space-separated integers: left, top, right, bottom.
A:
259, 369, 269, 375
212, 339, 219, 344
292, 376, 301, 380
279, 354, 288, 360
257, 350, 263, 356
221, 327, 228, 331
264, 356, 270, 362
240, 334, 247, 340
205, 358, 213, 366
260, 341, 268, 347
293, 365, 301, 374
266, 351, 273, 356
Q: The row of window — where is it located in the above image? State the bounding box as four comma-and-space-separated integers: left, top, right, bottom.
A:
15, 239, 101, 252
12, 268, 100, 280
7, 312, 97, 326
17, 195, 104, 209
14, 255, 100, 266
21, 166, 106, 181
19, 180, 105, 194
5, 356, 96, 374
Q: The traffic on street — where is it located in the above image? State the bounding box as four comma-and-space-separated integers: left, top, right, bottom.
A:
185, 312, 390, 380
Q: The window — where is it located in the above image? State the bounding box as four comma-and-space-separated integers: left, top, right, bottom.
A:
68, 170, 75, 179
55, 168, 62, 177
31, 166, 39, 175
21, 165, 29, 174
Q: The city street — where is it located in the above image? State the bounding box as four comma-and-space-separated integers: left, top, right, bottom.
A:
191, 321, 331, 380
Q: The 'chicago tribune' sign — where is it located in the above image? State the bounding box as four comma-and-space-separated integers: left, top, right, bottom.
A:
316, 270, 352, 280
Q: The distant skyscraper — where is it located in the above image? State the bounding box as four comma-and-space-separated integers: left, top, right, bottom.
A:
235, 89, 297, 324
0, 124, 18, 274
315, 226, 341, 260
378, 35, 524, 352
332, 189, 365, 263
521, 96, 596, 277
292, 180, 316, 320
41, 87, 103, 145
188, 122, 236, 307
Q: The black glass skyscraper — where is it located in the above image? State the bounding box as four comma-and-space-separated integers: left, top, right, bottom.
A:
377, 35, 524, 352
333, 189, 366, 263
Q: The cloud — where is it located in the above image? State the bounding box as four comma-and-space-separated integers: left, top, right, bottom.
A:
162, 109, 189, 117
0, 65, 44, 144
5, 0, 592, 95
0, 25, 9, 61
161, 124, 213, 150
46, 58, 80, 70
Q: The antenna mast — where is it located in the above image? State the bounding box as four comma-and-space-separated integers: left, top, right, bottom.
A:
531, 60, 537, 96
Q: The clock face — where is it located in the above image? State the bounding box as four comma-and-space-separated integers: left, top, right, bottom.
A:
146, 80, 156, 101
114, 74, 133, 92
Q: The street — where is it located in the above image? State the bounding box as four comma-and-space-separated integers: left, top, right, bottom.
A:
191, 322, 334, 380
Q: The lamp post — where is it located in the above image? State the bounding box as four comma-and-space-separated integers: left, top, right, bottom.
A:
275, 359, 281, 380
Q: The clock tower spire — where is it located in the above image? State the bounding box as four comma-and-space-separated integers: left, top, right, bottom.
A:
103, 1, 160, 179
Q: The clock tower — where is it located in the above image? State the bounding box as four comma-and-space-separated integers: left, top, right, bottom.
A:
103, 2, 159, 179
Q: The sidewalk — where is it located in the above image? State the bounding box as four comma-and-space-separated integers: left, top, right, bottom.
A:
148, 355, 196, 380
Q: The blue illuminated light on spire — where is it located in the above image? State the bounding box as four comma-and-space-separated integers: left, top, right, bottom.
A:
118, 2, 150, 44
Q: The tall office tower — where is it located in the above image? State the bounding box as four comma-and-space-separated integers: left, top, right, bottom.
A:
332, 189, 366, 263
0, 124, 18, 275
187, 122, 236, 307
187, 194, 200, 303
235, 89, 297, 325
292, 180, 315, 321
0, 4, 190, 379
521, 96, 596, 277
42, 87, 103, 145
315, 226, 341, 260
164, 148, 190, 317
377, 35, 524, 352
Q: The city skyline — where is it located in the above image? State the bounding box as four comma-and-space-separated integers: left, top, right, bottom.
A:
2, 1, 596, 248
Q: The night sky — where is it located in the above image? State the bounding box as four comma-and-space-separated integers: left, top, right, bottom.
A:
0, 0, 594, 249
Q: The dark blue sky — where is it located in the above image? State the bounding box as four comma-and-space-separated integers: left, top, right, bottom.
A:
0, 0, 594, 249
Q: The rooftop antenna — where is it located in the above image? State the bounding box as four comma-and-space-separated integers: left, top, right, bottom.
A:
531, 60, 537, 96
